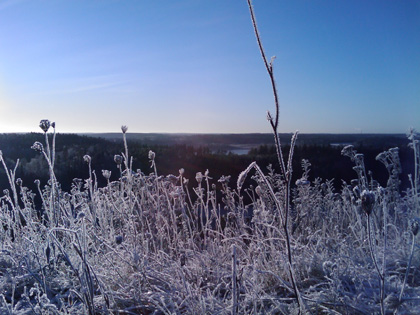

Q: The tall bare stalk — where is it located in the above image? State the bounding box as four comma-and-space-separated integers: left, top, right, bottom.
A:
246, 0, 302, 311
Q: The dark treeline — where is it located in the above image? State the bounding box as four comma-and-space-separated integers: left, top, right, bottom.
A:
0, 133, 415, 206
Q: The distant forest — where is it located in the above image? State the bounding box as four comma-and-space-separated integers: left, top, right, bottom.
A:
0, 132, 414, 201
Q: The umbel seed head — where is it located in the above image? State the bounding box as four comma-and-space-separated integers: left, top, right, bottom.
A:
31, 142, 44, 152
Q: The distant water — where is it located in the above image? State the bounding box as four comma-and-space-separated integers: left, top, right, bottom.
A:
229, 149, 250, 155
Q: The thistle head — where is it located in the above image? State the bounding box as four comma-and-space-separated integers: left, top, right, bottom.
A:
39, 119, 51, 133
121, 125, 128, 134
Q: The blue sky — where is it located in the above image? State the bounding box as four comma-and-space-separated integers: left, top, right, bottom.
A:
0, 0, 419, 133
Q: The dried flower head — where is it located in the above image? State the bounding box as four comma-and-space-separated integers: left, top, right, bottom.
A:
16, 178, 22, 186
39, 119, 51, 133
114, 155, 123, 165
196, 172, 203, 184
31, 142, 44, 152
179, 168, 185, 176
341, 145, 354, 158
148, 150, 155, 160
410, 218, 420, 236
361, 190, 375, 215
102, 170, 111, 179
121, 125, 128, 134
218, 175, 231, 184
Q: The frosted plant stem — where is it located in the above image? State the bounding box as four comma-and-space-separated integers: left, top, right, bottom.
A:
367, 214, 384, 314
382, 198, 387, 313
232, 245, 238, 315
52, 125, 56, 170
398, 233, 416, 303
0, 156, 19, 210
247, 2, 302, 310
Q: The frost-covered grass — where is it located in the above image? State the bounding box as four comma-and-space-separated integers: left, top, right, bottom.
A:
0, 121, 419, 314
1, 1, 420, 313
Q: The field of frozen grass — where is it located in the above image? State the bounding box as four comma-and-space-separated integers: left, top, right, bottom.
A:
0, 120, 419, 314
1, 2, 419, 314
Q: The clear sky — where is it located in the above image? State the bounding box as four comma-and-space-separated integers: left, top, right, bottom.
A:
0, 0, 419, 134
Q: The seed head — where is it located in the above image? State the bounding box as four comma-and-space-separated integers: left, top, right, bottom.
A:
218, 175, 231, 184
179, 168, 184, 176
121, 125, 128, 134
31, 142, 44, 152
102, 170, 111, 179
361, 190, 375, 215
114, 155, 123, 165
148, 150, 155, 160
410, 218, 420, 236
39, 119, 51, 133
341, 145, 354, 157
16, 178, 22, 186
196, 172, 203, 184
